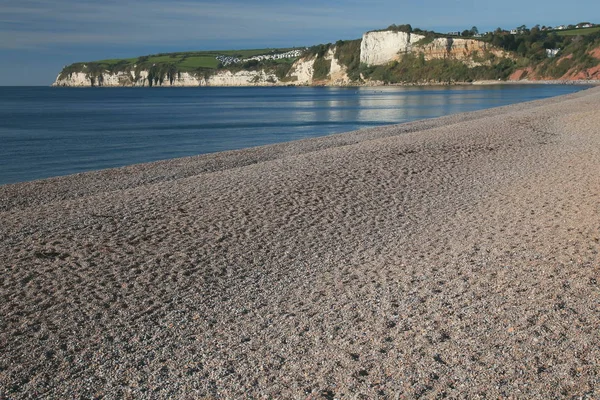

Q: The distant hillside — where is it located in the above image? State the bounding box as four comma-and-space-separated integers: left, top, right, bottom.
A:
501, 27, 600, 80
53, 23, 600, 87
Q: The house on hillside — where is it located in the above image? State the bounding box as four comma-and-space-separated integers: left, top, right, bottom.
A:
556, 25, 567, 30
546, 49, 560, 58
576, 23, 593, 28
447, 31, 460, 36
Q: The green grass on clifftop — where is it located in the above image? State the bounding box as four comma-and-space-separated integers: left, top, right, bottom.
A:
556, 27, 600, 36
61, 47, 303, 79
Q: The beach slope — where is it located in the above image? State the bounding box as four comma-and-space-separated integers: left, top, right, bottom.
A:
1, 87, 600, 398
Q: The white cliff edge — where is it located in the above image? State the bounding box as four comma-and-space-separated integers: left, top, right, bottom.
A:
360, 31, 425, 66
359, 31, 511, 67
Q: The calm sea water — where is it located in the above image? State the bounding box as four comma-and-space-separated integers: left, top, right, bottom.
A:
0, 85, 587, 185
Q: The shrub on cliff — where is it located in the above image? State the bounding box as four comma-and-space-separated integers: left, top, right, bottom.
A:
335, 40, 362, 81
313, 57, 332, 81
307, 44, 331, 58
533, 32, 600, 78
360, 53, 516, 84
381, 24, 413, 33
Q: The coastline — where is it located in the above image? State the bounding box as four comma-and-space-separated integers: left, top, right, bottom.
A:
49, 79, 600, 88
1, 86, 600, 397
473, 79, 600, 86
1, 85, 590, 210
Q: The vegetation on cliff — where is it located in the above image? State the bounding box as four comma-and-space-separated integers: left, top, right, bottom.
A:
484, 27, 600, 79
354, 24, 600, 84
359, 53, 515, 84
335, 40, 362, 81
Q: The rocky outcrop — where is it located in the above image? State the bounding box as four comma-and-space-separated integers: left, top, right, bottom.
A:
326, 48, 351, 85
286, 57, 315, 85
360, 31, 425, 66
360, 31, 510, 67
53, 72, 98, 87
206, 70, 279, 86
416, 38, 509, 65
509, 45, 600, 81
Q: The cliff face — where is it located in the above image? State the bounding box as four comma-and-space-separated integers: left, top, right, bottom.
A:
327, 48, 352, 85
286, 47, 351, 85
418, 38, 509, 64
287, 57, 315, 85
207, 70, 280, 86
359, 31, 510, 67
360, 31, 425, 66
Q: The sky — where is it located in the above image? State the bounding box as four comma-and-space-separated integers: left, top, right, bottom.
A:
1, 0, 598, 86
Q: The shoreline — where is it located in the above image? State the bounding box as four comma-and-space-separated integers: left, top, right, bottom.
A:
0, 86, 592, 211
47, 78, 600, 88
472, 78, 600, 86
2, 86, 600, 397
0, 83, 590, 191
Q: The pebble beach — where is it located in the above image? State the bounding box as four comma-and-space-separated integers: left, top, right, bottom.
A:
1, 86, 599, 398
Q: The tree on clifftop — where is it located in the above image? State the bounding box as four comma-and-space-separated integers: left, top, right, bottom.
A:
386, 24, 412, 33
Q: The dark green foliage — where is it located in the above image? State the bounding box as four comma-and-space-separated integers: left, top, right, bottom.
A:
359, 53, 516, 84
534, 32, 600, 78
313, 57, 332, 81
307, 43, 332, 58
274, 62, 294, 80
146, 63, 179, 86
335, 39, 362, 81
242, 59, 260, 69
305, 42, 336, 80
489, 29, 568, 60
371, 24, 413, 33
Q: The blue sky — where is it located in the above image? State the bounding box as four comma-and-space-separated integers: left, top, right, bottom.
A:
1, 0, 598, 85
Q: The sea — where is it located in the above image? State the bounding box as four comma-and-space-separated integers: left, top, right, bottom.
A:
0, 85, 588, 185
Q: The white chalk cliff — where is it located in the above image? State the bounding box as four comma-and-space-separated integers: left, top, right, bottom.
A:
287, 57, 315, 85
53, 45, 355, 87
53, 69, 283, 87
360, 31, 425, 66
326, 48, 351, 85
358, 31, 511, 67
